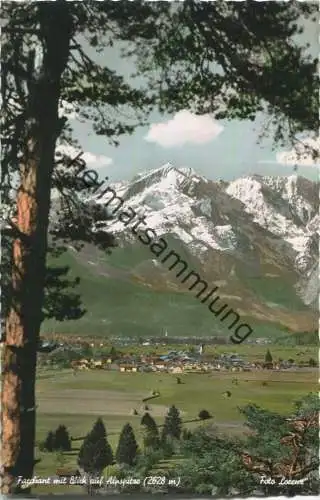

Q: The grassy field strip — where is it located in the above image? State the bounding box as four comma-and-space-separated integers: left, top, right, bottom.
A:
35, 368, 317, 441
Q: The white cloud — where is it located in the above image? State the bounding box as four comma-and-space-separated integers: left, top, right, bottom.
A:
81, 151, 113, 169
56, 144, 113, 169
144, 110, 224, 147
276, 137, 320, 167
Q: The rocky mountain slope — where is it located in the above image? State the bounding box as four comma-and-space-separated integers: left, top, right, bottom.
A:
49, 164, 318, 337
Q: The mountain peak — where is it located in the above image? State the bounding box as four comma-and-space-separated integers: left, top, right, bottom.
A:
135, 162, 199, 182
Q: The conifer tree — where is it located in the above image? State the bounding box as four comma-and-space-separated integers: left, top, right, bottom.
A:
265, 349, 273, 364
54, 425, 71, 452
78, 418, 113, 475
43, 431, 55, 453
116, 423, 139, 467
109, 346, 118, 361
141, 412, 160, 450
161, 405, 182, 442
90, 418, 107, 442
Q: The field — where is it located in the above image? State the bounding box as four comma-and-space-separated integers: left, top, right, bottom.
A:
33, 355, 317, 493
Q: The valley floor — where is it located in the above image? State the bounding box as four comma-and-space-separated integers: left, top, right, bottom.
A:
33, 360, 317, 495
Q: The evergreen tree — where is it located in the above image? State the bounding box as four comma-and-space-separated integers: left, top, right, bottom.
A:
54, 425, 71, 452
109, 346, 117, 360
177, 394, 319, 496
161, 405, 182, 442
90, 418, 107, 441
265, 349, 273, 364
140, 412, 160, 450
116, 423, 139, 466
43, 431, 55, 452
78, 418, 113, 474
239, 394, 319, 496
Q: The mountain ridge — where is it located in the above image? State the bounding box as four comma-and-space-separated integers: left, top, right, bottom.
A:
48, 165, 318, 337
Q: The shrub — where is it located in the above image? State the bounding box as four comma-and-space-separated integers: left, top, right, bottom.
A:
198, 409, 212, 420
104, 464, 121, 479
135, 449, 163, 475
161, 439, 174, 459
182, 429, 192, 440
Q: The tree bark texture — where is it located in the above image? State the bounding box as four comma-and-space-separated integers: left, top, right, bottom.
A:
1, 3, 73, 493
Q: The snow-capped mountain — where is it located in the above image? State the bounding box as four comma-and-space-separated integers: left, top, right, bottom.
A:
61, 163, 318, 335
94, 164, 318, 277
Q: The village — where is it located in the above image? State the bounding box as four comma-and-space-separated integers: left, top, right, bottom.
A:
38, 339, 308, 374
69, 351, 302, 373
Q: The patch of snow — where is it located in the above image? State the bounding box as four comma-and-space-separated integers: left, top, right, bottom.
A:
190, 218, 222, 250
214, 225, 238, 250
261, 175, 314, 223
171, 226, 194, 245
226, 176, 316, 271
307, 214, 320, 234
226, 177, 290, 235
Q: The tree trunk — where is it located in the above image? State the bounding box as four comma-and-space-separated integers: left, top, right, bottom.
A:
1, 4, 72, 494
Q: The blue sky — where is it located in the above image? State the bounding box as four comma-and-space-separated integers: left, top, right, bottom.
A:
65, 14, 319, 184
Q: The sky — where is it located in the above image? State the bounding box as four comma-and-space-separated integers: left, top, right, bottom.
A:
63, 11, 319, 185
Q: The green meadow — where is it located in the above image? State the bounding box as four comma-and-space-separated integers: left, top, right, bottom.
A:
33, 361, 317, 493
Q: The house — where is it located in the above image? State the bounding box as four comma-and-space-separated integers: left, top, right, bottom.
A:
91, 360, 103, 369
154, 362, 166, 370
171, 366, 183, 374
107, 363, 118, 371
78, 364, 89, 371
79, 358, 90, 365
147, 356, 163, 365
71, 359, 90, 370
119, 364, 137, 373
